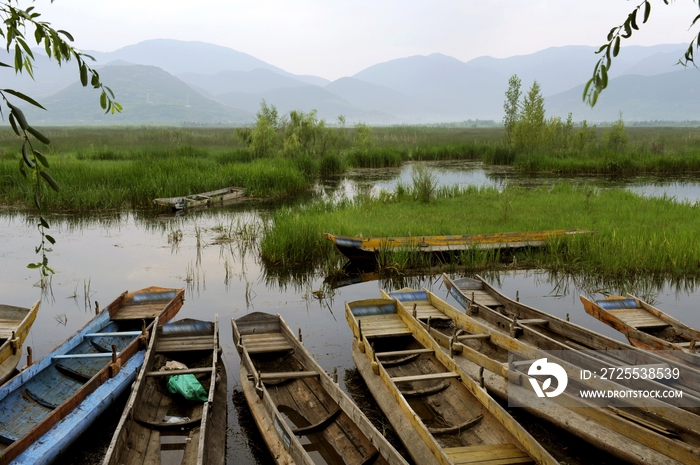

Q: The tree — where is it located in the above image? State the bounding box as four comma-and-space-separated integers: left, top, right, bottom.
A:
511, 80, 546, 152
0, 1, 121, 277
502, 74, 521, 146
584, 1, 700, 106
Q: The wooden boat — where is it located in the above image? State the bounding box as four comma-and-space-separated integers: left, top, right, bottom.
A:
154, 186, 245, 210
324, 229, 592, 262
345, 297, 558, 465
0, 286, 184, 465
385, 286, 700, 465
442, 273, 700, 399
581, 294, 700, 367
232, 311, 409, 465
0, 301, 40, 385
103, 316, 226, 465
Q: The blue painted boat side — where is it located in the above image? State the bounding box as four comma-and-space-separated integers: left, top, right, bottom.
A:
0, 311, 111, 399
11, 351, 145, 465
388, 290, 429, 302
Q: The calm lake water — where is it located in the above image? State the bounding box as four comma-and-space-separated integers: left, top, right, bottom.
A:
2, 160, 700, 464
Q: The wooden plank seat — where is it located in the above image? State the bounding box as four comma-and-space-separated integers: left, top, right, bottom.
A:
466, 290, 503, 308
156, 335, 215, 353
390, 371, 460, 383
444, 443, 534, 465
241, 332, 293, 354
517, 319, 548, 326
358, 315, 412, 338
83, 331, 143, 338
375, 348, 434, 358
145, 367, 214, 377
259, 371, 319, 381
457, 333, 491, 341
609, 309, 670, 329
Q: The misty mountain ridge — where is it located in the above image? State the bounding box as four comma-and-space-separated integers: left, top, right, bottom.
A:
5, 39, 698, 125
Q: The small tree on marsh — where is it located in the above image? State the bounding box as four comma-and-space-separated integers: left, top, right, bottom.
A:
511, 80, 546, 152
503, 74, 521, 147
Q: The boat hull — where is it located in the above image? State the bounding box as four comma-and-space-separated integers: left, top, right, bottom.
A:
154, 186, 245, 210
325, 229, 592, 262
0, 301, 40, 385
103, 317, 226, 465
0, 286, 184, 465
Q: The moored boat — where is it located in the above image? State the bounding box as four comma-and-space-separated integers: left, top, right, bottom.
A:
385, 286, 697, 465
442, 273, 700, 398
0, 301, 40, 385
0, 286, 184, 465
232, 311, 409, 465
154, 186, 245, 210
581, 294, 700, 367
325, 229, 591, 262
103, 316, 226, 465
345, 297, 558, 465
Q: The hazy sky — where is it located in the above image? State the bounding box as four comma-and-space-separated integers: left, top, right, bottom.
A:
34, 0, 700, 80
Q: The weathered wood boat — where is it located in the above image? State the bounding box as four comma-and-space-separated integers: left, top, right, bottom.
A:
325, 229, 592, 262
154, 186, 245, 210
442, 273, 700, 399
0, 286, 184, 465
103, 316, 226, 465
232, 311, 409, 465
581, 294, 700, 367
0, 301, 40, 385
345, 297, 558, 465
385, 286, 700, 465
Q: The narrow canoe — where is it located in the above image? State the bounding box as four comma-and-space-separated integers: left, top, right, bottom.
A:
345, 297, 558, 465
0, 286, 184, 465
154, 186, 245, 210
442, 273, 700, 399
0, 301, 40, 385
325, 229, 592, 262
153, 187, 245, 210
103, 316, 226, 465
385, 287, 696, 465
232, 311, 409, 465
581, 294, 700, 367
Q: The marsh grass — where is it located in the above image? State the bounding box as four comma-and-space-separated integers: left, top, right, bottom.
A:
260, 183, 700, 280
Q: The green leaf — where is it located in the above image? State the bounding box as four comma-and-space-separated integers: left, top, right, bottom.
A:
80, 63, 88, 86
630, 9, 638, 30
57, 29, 74, 42
9, 113, 20, 136
601, 64, 608, 88
14, 44, 22, 72
34, 150, 49, 168
45, 234, 55, 245
27, 263, 41, 269
607, 27, 617, 42
21, 140, 34, 168
2, 88, 46, 110
104, 86, 114, 99
8, 103, 28, 129
643, 1, 651, 23
613, 36, 621, 57
583, 78, 593, 102
0, 62, 11, 68
27, 126, 50, 144
39, 216, 49, 228
33, 190, 40, 209
40, 170, 59, 192
622, 20, 632, 39
99, 91, 107, 109
91, 73, 99, 88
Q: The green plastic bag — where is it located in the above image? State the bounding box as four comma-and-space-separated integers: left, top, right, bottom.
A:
167, 374, 208, 402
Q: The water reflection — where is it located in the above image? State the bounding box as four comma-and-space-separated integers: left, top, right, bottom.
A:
3, 161, 700, 463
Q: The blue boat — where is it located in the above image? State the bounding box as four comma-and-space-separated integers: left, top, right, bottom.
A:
0, 286, 184, 465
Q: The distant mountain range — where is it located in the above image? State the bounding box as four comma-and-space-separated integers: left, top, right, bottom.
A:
7, 38, 700, 125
